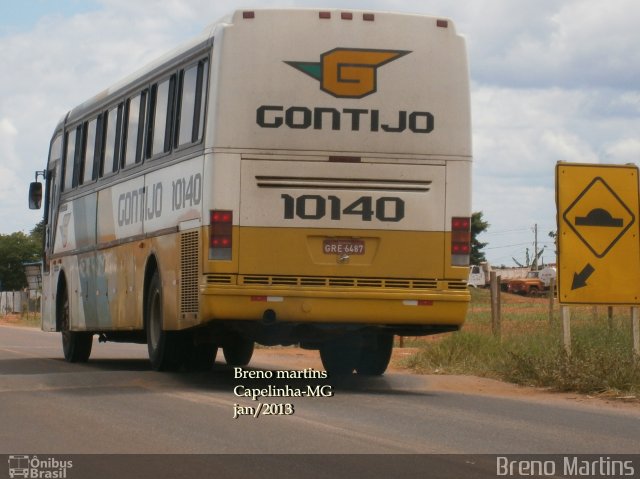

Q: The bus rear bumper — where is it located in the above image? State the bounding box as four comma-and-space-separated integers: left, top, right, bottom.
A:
199, 285, 470, 327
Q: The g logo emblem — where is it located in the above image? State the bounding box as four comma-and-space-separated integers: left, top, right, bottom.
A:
286, 48, 410, 99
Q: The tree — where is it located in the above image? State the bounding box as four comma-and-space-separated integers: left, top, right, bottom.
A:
30, 219, 45, 246
548, 230, 558, 257
470, 211, 489, 265
0, 229, 41, 290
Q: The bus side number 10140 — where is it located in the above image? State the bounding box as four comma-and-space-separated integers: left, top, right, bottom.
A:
281, 194, 404, 222
172, 173, 202, 211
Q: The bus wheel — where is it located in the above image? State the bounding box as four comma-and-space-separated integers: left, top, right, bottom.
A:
223, 335, 254, 367
319, 334, 362, 376
146, 270, 183, 371
58, 282, 93, 363
355, 333, 393, 376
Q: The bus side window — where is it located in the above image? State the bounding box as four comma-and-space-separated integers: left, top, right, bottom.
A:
122, 91, 147, 168
176, 59, 208, 148
62, 126, 81, 191
148, 75, 176, 158
44, 134, 62, 267
80, 116, 99, 185
101, 104, 123, 177
195, 59, 208, 142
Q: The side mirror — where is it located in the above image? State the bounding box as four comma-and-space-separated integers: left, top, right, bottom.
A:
29, 182, 42, 210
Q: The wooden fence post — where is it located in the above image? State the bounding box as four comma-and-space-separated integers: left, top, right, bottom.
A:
562, 305, 571, 355
490, 272, 501, 339
548, 277, 555, 325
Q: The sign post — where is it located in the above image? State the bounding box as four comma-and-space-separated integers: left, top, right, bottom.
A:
561, 305, 571, 354
634, 307, 639, 358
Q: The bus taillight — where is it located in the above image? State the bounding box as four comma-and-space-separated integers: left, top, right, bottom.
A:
210, 210, 233, 260
451, 217, 470, 266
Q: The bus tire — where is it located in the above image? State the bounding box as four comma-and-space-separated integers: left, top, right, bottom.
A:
319, 334, 362, 376
58, 279, 93, 363
145, 270, 183, 371
223, 336, 254, 367
355, 333, 393, 376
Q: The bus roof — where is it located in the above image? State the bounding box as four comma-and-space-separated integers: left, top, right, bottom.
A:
59, 30, 215, 131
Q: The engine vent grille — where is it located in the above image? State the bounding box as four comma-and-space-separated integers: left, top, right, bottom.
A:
238, 275, 460, 290
180, 231, 200, 314
206, 274, 234, 284
447, 280, 469, 290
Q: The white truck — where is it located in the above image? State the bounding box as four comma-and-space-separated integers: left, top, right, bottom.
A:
468, 263, 556, 292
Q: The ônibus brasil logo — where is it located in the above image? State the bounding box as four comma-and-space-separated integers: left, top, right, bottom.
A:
285, 48, 410, 98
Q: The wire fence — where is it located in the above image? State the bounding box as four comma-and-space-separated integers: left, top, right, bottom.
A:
0, 291, 41, 316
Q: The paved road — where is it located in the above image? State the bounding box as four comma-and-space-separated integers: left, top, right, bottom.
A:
1, 325, 638, 460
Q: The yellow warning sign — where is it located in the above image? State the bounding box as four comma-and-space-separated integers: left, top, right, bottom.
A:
556, 163, 640, 305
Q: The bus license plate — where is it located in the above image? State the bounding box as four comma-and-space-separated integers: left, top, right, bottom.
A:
323, 239, 365, 255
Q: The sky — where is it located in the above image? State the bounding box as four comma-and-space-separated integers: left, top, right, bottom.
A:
1, 0, 639, 267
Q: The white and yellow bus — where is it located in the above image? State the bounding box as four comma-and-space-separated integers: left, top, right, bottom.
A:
29, 9, 472, 375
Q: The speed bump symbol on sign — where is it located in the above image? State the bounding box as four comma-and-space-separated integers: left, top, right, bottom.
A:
562, 176, 635, 258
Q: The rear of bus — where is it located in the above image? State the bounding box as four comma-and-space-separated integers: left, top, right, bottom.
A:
202, 10, 472, 374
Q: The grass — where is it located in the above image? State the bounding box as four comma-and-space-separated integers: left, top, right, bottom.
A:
402, 289, 640, 398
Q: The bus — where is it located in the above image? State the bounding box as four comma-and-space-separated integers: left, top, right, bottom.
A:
29, 9, 472, 376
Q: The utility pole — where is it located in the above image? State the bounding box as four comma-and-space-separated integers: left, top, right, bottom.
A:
533, 223, 538, 270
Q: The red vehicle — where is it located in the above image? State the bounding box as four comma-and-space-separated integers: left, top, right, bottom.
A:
506, 271, 546, 296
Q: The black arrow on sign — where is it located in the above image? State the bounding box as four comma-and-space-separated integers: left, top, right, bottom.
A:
571, 263, 595, 290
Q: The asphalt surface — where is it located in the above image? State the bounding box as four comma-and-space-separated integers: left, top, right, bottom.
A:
1, 324, 639, 477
